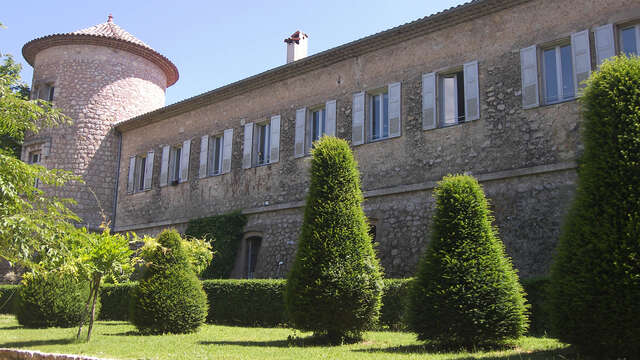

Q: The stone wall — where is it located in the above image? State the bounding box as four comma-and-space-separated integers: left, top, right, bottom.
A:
25, 44, 167, 229
114, 0, 637, 278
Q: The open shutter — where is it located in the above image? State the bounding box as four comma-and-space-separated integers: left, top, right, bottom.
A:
127, 156, 135, 193
352, 92, 365, 145
243, 123, 253, 169
325, 100, 337, 137
179, 139, 190, 182
199, 135, 209, 179
422, 72, 436, 130
388, 82, 402, 137
571, 30, 592, 91
294, 108, 306, 158
143, 150, 154, 190
520, 45, 539, 109
463, 61, 480, 121
159, 145, 170, 187
269, 115, 280, 163
222, 128, 233, 174
594, 24, 615, 65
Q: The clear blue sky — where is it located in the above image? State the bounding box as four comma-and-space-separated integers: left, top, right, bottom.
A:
2, 0, 465, 105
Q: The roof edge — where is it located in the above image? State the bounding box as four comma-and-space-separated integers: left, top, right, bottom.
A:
116, 0, 530, 132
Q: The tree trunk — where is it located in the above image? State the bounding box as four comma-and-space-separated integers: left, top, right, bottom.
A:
76, 280, 94, 340
86, 273, 101, 342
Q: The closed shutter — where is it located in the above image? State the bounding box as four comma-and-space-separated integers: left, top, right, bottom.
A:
179, 139, 190, 182
199, 135, 209, 179
352, 92, 365, 145
159, 145, 170, 187
594, 24, 615, 65
127, 156, 135, 193
294, 108, 306, 158
463, 61, 480, 121
388, 82, 401, 137
571, 30, 592, 91
243, 123, 253, 169
325, 100, 336, 137
422, 72, 436, 130
520, 45, 539, 109
269, 115, 280, 163
143, 150, 154, 190
222, 128, 233, 174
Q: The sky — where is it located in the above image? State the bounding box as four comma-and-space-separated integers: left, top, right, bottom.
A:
2, 0, 466, 105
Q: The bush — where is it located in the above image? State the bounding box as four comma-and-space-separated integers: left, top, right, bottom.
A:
550, 56, 640, 358
16, 271, 99, 328
379, 278, 412, 331
285, 136, 384, 343
407, 175, 528, 348
521, 277, 551, 336
99, 282, 135, 321
203, 279, 286, 326
185, 211, 247, 278
130, 229, 208, 334
0, 284, 18, 315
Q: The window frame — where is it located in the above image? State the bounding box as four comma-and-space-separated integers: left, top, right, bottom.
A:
169, 145, 182, 184
619, 23, 640, 57
207, 134, 224, 177
437, 69, 466, 127
367, 87, 390, 142
135, 155, 147, 192
254, 120, 271, 166
541, 42, 575, 105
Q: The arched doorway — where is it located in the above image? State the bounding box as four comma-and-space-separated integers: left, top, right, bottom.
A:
245, 236, 262, 279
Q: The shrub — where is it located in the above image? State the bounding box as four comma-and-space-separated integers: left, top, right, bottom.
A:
407, 175, 528, 348
203, 279, 286, 326
16, 271, 99, 328
130, 229, 208, 334
98, 282, 135, 321
521, 277, 551, 336
285, 136, 384, 344
185, 211, 247, 278
550, 56, 640, 358
379, 278, 412, 331
0, 284, 18, 315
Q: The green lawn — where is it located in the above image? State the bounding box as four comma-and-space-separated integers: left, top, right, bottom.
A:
0, 315, 571, 359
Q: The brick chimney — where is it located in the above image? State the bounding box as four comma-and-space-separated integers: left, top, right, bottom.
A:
284, 31, 308, 64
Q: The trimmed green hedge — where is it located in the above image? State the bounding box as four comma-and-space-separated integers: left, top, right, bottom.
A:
379, 278, 411, 330
521, 277, 551, 336
99, 283, 135, 321
0, 285, 18, 315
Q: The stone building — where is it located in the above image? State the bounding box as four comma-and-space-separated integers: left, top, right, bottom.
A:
20, 0, 640, 280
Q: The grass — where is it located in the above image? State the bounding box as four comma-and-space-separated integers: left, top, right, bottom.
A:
0, 314, 571, 360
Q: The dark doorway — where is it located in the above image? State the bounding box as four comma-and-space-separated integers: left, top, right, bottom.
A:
245, 236, 262, 279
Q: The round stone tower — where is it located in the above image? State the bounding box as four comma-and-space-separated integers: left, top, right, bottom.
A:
21, 15, 178, 230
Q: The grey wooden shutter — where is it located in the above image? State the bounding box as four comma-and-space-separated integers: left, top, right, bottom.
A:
388, 82, 401, 137
520, 45, 539, 109
422, 72, 436, 130
594, 24, 615, 66
143, 150, 154, 190
179, 139, 190, 182
352, 92, 365, 145
463, 61, 480, 121
269, 115, 280, 163
243, 123, 253, 169
127, 156, 135, 193
199, 135, 209, 179
571, 30, 592, 92
294, 108, 306, 158
325, 100, 336, 137
159, 145, 170, 187
222, 128, 233, 174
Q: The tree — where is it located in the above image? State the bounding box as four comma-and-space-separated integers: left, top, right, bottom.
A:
285, 136, 383, 344
407, 175, 528, 348
550, 56, 640, 358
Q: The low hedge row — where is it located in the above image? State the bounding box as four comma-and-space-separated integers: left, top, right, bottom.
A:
2, 278, 551, 334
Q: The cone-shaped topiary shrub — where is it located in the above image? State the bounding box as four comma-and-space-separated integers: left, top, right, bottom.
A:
16, 271, 99, 328
285, 136, 383, 344
130, 229, 208, 334
408, 175, 528, 348
550, 56, 640, 358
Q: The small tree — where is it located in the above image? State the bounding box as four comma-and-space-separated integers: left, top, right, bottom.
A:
408, 175, 528, 348
550, 56, 640, 358
285, 136, 383, 344
130, 229, 210, 334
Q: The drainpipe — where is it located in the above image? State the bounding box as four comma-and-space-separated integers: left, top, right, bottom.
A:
111, 129, 122, 231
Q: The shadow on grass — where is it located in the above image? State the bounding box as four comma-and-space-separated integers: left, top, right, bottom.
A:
95, 321, 129, 326
200, 335, 338, 348
0, 338, 76, 348
104, 331, 144, 336
353, 344, 574, 359
0, 325, 23, 330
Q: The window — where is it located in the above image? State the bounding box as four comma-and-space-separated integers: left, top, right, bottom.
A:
245, 237, 262, 279
369, 90, 389, 140
169, 146, 182, 184
542, 44, 575, 104
620, 25, 639, 57
353, 83, 401, 145
34, 84, 54, 101
136, 155, 147, 191
294, 101, 336, 158
439, 70, 466, 126
208, 135, 224, 176
311, 108, 327, 143
256, 122, 271, 166
29, 150, 42, 188
127, 150, 154, 193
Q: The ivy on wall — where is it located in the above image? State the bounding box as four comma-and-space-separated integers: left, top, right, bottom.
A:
184, 210, 247, 279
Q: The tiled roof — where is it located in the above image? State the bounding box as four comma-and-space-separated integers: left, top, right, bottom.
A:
22, 15, 179, 87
